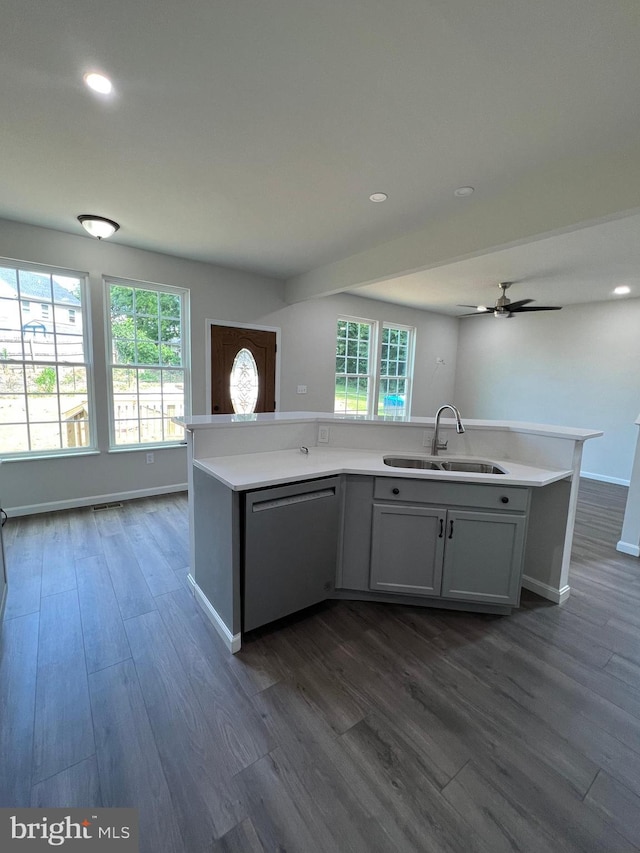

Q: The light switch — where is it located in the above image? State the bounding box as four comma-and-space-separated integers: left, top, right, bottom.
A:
297, 385, 307, 394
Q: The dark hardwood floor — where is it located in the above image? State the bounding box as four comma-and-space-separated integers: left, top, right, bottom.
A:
1, 481, 640, 852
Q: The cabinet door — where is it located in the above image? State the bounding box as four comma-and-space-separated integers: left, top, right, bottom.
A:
441, 510, 526, 605
370, 504, 446, 596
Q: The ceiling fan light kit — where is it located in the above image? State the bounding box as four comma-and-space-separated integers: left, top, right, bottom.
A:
458, 282, 562, 318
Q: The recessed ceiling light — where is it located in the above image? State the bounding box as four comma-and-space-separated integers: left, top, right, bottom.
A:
369, 192, 388, 203
613, 285, 631, 295
83, 71, 113, 95
454, 186, 474, 198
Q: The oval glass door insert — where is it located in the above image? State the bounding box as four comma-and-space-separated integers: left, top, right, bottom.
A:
230, 347, 259, 414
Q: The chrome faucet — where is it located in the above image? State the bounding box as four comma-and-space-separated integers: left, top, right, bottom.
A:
431, 404, 465, 455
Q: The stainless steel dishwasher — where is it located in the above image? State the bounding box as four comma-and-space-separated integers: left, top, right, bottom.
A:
243, 476, 341, 631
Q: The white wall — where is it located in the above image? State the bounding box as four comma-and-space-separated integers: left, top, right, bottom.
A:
0, 219, 285, 512
259, 293, 459, 415
0, 221, 459, 513
453, 298, 640, 483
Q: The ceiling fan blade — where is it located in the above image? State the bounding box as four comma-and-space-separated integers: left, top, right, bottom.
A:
457, 310, 494, 317
504, 298, 534, 310
509, 305, 562, 312
457, 304, 486, 308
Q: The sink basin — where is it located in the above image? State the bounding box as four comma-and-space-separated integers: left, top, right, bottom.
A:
439, 460, 506, 474
383, 456, 507, 474
383, 456, 441, 470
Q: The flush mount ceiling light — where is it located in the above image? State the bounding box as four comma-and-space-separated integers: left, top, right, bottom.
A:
77, 215, 120, 240
369, 192, 388, 202
454, 186, 474, 197
83, 71, 113, 95
613, 285, 631, 295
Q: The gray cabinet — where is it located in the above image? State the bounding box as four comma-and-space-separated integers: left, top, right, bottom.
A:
243, 477, 341, 631
370, 504, 445, 596
368, 478, 530, 607
441, 510, 527, 604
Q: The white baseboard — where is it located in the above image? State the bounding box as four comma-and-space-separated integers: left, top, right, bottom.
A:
580, 471, 630, 487
188, 574, 241, 654
522, 575, 571, 604
5, 483, 188, 517
616, 540, 640, 557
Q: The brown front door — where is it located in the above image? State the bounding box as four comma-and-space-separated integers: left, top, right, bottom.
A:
210, 325, 277, 414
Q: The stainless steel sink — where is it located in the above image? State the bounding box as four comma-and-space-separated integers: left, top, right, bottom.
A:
383, 456, 441, 470
383, 456, 506, 474
439, 460, 506, 474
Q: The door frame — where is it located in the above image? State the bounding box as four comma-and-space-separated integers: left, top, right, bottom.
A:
205, 318, 282, 414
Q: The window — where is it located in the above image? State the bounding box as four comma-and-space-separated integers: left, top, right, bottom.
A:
0, 262, 93, 455
334, 318, 374, 416
106, 279, 189, 447
377, 324, 413, 417
334, 317, 414, 418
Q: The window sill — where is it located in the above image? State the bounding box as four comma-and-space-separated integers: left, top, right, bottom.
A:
0, 450, 100, 463
108, 443, 187, 454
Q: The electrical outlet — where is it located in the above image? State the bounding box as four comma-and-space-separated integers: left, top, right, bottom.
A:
297, 384, 307, 394
318, 425, 330, 443
436, 357, 445, 364
146, 452, 154, 464
422, 430, 433, 447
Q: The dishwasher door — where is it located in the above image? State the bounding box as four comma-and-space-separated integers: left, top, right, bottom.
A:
243, 476, 341, 632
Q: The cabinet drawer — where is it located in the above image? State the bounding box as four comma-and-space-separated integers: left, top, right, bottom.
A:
373, 477, 529, 512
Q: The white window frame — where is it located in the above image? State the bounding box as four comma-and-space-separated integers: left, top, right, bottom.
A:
375, 322, 416, 418
105, 276, 191, 450
334, 316, 377, 417
0, 259, 96, 459
334, 316, 416, 419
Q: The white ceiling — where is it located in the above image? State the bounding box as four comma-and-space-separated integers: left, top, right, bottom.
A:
1, 0, 640, 309
349, 212, 640, 315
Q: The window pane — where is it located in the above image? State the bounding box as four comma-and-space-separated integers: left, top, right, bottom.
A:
0, 363, 25, 393
30, 422, 62, 451
59, 366, 88, 393
0, 423, 29, 452
62, 418, 90, 448
114, 419, 140, 445
0, 394, 27, 420
112, 367, 137, 393
160, 293, 181, 318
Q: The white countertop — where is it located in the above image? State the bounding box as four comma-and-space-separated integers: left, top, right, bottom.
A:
179, 411, 602, 442
194, 446, 572, 490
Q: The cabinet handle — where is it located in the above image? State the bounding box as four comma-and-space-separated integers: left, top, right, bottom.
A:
439, 518, 444, 538
392, 488, 400, 495
500, 496, 509, 504
448, 520, 454, 539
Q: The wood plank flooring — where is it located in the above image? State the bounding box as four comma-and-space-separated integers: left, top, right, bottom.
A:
1, 482, 640, 852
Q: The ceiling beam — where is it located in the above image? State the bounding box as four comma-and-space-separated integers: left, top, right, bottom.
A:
284, 141, 640, 304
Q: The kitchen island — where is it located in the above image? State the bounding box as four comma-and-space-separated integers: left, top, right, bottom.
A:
178, 412, 602, 652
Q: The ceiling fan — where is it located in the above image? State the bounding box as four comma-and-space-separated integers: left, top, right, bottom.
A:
458, 282, 562, 319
